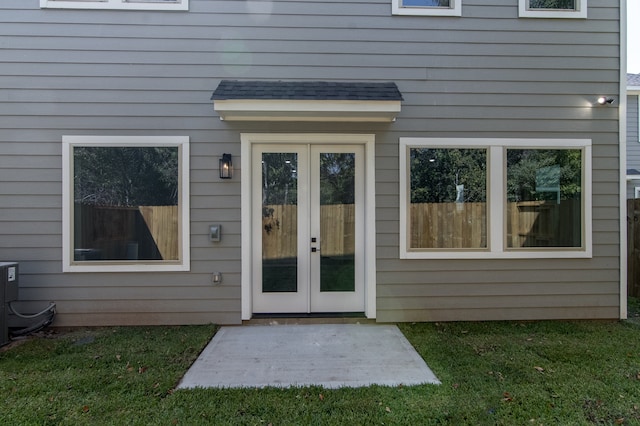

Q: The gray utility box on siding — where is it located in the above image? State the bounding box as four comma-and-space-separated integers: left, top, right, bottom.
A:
0, 262, 19, 347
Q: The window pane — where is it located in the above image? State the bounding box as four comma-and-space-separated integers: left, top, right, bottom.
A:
73, 146, 180, 261
319, 153, 355, 292
528, 0, 576, 10
402, 0, 451, 7
261, 153, 298, 293
506, 149, 582, 248
409, 148, 487, 249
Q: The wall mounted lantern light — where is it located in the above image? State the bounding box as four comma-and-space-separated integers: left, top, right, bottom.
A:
219, 153, 232, 179
597, 96, 615, 105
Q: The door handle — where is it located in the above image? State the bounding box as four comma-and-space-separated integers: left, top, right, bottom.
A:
311, 247, 320, 253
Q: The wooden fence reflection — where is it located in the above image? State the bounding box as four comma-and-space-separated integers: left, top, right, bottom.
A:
261, 200, 581, 257
410, 202, 486, 249
75, 204, 178, 260
262, 204, 355, 260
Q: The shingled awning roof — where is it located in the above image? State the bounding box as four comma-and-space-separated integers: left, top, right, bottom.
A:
211, 80, 403, 122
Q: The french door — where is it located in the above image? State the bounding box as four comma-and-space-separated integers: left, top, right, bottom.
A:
252, 144, 365, 313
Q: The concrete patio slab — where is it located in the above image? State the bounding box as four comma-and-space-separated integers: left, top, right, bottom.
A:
177, 324, 440, 389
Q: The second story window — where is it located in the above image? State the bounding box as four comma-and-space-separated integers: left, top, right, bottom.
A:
40, 0, 188, 11
519, 0, 586, 18
392, 0, 462, 16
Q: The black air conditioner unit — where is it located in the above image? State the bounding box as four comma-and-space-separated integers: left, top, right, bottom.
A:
0, 262, 19, 347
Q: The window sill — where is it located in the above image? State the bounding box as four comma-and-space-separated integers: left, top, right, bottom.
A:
400, 249, 592, 260
40, 0, 188, 11
392, 7, 461, 16
64, 262, 190, 273
519, 10, 587, 18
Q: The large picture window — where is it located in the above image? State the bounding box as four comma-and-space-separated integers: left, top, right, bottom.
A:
392, 0, 462, 16
40, 0, 188, 11
400, 138, 591, 259
62, 136, 190, 272
518, 0, 586, 18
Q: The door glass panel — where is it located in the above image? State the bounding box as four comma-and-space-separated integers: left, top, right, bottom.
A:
319, 153, 355, 292
262, 153, 298, 292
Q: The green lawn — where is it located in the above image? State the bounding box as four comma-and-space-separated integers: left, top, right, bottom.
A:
2, 303, 640, 425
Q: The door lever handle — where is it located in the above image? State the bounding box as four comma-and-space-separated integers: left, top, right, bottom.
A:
311, 247, 320, 253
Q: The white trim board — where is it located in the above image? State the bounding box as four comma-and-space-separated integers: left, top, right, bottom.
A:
620, 0, 629, 320
214, 100, 401, 122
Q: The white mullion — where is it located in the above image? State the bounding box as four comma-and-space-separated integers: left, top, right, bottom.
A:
305, 145, 314, 314
489, 145, 504, 254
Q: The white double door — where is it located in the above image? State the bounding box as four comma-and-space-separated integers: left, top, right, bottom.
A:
252, 144, 365, 314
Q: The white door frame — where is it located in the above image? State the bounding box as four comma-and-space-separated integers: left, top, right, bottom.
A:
241, 133, 376, 320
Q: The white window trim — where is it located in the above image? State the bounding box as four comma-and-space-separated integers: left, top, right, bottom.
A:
392, 0, 462, 16
62, 135, 190, 272
518, 0, 587, 18
399, 138, 592, 259
629, 90, 640, 142
40, 0, 188, 11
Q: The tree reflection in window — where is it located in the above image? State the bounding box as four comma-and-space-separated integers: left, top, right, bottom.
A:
402, 0, 451, 7
409, 148, 487, 249
73, 146, 179, 261
506, 149, 582, 248
528, 0, 576, 10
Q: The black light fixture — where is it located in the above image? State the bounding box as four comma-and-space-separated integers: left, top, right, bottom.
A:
597, 96, 615, 105
219, 153, 232, 179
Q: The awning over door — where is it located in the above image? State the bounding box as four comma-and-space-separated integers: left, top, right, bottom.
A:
211, 80, 403, 122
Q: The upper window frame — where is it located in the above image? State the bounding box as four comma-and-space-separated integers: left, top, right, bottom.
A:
40, 0, 188, 11
392, 0, 462, 17
637, 96, 640, 143
62, 135, 190, 272
399, 138, 592, 259
518, 0, 587, 19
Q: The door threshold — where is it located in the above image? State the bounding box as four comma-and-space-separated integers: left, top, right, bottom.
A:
244, 312, 375, 325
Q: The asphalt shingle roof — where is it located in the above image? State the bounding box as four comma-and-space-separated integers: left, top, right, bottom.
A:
211, 80, 403, 101
628, 73, 640, 86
